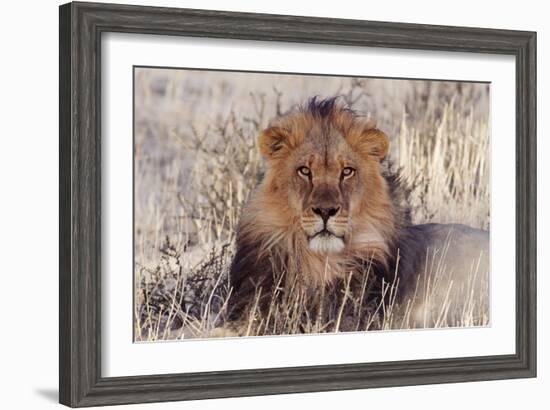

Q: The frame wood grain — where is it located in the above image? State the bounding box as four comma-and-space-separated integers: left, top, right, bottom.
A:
59, 1, 536, 407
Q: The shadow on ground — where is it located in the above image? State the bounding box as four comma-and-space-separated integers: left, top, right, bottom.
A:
35, 388, 58, 403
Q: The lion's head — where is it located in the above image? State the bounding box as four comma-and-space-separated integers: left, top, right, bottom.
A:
255, 97, 395, 260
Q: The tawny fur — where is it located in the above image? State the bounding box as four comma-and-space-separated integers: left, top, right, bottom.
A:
227, 97, 401, 319
226, 97, 489, 325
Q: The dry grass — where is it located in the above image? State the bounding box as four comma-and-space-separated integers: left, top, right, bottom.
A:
133, 68, 490, 342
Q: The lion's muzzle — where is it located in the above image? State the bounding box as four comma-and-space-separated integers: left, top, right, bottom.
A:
301, 205, 348, 254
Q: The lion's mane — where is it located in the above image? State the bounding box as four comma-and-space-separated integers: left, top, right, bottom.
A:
224, 98, 432, 323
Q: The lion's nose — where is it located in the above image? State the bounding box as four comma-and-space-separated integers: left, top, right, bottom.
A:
312, 206, 340, 224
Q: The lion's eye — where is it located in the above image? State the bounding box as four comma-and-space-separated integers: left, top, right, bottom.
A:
297, 166, 311, 177
342, 167, 355, 178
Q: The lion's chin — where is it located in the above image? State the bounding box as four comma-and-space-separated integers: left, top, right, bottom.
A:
308, 234, 345, 254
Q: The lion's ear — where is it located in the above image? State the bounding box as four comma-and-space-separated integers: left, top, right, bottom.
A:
352, 127, 389, 161
258, 127, 292, 160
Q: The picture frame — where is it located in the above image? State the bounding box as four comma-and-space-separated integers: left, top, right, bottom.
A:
59, 1, 536, 407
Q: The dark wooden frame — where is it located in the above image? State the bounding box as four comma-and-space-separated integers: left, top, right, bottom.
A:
59, 1, 536, 407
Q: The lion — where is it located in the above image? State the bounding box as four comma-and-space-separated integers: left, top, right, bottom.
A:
222, 97, 489, 334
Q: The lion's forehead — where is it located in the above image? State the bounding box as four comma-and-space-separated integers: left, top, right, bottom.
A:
295, 138, 357, 169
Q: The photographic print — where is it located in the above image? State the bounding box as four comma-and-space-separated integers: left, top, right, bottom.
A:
59, 4, 536, 405
133, 67, 490, 342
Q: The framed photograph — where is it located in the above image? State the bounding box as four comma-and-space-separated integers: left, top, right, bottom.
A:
59, 1, 536, 407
